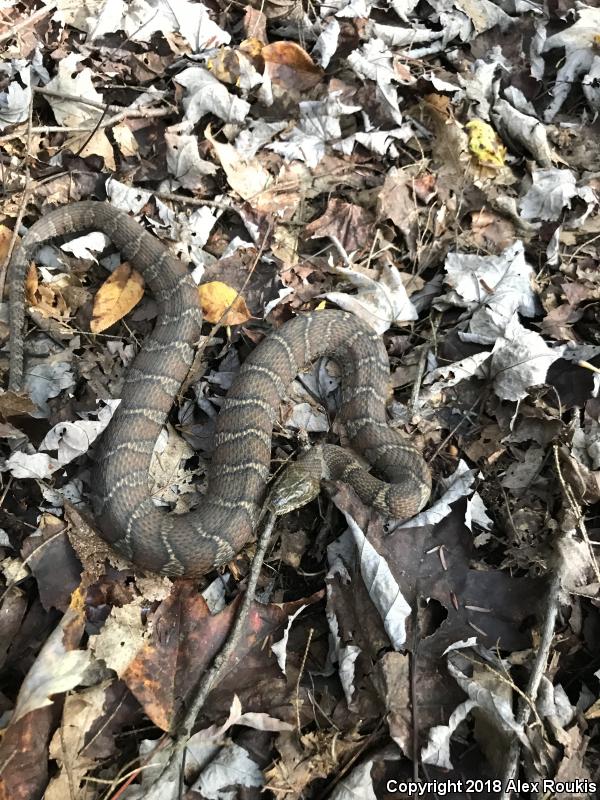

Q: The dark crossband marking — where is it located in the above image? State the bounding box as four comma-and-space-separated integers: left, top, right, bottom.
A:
342, 462, 363, 480
244, 364, 287, 395
119, 408, 166, 425
223, 397, 277, 419
214, 427, 272, 448
343, 385, 387, 403
218, 461, 270, 481
104, 470, 148, 503
269, 333, 298, 376
345, 417, 390, 436
371, 441, 418, 455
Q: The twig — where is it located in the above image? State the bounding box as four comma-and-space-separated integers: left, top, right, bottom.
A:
553, 444, 600, 584
295, 629, 314, 731
34, 86, 124, 113
0, 2, 56, 44
135, 507, 279, 799
499, 444, 594, 795
499, 572, 561, 798
179, 507, 279, 736
409, 344, 429, 416
151, 189, 240, 214
0, 106, 172, 143
428, 393, 483, 463
0, 82, 34, 298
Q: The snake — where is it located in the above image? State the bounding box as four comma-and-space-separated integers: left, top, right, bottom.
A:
8, 201, 431, 577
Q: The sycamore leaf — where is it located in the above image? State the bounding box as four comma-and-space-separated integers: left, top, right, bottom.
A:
90, 263, 145, 333
198, 281, 251, 325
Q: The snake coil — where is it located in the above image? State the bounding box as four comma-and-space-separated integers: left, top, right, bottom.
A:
8, 202, 430, 576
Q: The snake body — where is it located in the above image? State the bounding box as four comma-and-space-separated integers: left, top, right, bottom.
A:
8, 202, 430, 577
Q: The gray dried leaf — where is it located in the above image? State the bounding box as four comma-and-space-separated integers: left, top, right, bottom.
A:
323, 264, 418, 334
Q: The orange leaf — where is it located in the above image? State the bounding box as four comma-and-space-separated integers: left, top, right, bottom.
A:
198, 281, 251, 325
91, 262, 145, 333
262, 41, 323, 90
0, 224, 14, 263
25, 263, 38, 305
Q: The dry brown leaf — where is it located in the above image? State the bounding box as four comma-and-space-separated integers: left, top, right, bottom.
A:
205, 126, 273, 201
63, 130, 116, 170
305, 198, 374, 254
112, 123, 139, 157
199, 281, 251, 325
25, 264, 70, 322
90, 263, 145, 333
0, 223, 14, 262
262, 41, 323, 91
0, 391, 37, 418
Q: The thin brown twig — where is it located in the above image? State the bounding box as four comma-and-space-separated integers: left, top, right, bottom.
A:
410, 343, 429, 416
427, 392, 483, 464
0, 2, 56, 44
0, 82, 34, 299
129, 508, 280, 800
295, 628, 314, 731
553, 444, 600, 584
152, 190, 241, 214
34, 86, 125, 113
0, 106, 172, 143
179, 507, 279, 736
499, 571, 561, 798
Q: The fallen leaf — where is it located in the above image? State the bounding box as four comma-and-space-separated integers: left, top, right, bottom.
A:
12, 600, 89, 724
322, 264, 418, 334
199, 281, 251, 325
262, 41, 323, 91
465, 119, 506, 168
90, 262, 145, 333
305, 198, 374, 255
205, 126, 272, 201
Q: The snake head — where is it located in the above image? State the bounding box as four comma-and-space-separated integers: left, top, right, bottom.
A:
267, 448, 325, 516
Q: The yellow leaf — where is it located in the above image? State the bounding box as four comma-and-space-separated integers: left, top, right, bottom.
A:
198, 281, 251, 325
465, 119, 506, 168
91, 263, 145, 333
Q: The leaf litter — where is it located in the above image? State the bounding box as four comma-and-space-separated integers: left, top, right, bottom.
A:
0, 1, 599, 798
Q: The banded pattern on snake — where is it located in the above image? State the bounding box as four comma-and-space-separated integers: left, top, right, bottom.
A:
8, 201, 431, 577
